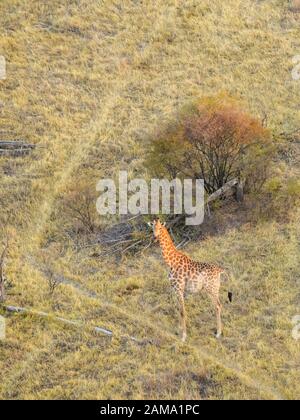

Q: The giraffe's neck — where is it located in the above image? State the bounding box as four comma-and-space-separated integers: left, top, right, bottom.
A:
158, 228, 183, 268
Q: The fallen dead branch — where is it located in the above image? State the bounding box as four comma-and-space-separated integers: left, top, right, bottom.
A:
2, 304, 151, 345
3, 304, 113, 336
25, 257, 155, 346
96, 215, 150, 257
0, 140, 36, 156
206, 178, 241, 204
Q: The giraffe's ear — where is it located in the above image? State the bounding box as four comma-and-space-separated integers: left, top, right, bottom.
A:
147, 221, 156, 228
162, 222, 166, 227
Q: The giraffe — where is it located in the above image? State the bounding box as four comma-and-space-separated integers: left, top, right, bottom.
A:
148, 219, 232, 342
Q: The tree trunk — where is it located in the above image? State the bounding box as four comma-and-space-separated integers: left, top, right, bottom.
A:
206, 178, 239, 204
235, 179, 245, 203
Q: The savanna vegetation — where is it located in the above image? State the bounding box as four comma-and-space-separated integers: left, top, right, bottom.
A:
0, 0, 300, 400
146, 95, 272, 194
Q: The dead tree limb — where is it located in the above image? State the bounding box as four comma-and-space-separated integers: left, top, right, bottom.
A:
3, 304, 151, 345
25, 258, 155, 345
205, 177, 245, 204
0, 141, 36, 157
0, 141, 35, 149
3, 305, 113, 336
206, 178, 239, 204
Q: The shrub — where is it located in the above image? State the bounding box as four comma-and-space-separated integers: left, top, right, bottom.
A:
61, 179, 97, 234
146, 95, 272, 195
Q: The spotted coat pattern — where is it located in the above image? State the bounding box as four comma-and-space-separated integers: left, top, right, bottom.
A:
151, 220, 226, 341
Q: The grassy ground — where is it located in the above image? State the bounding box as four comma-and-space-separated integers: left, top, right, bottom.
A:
0, 0, 300, 400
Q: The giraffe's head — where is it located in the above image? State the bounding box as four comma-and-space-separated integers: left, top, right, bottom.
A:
147, 219, 166, 240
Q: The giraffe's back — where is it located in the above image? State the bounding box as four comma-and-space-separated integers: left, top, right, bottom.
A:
184, 261, 222, 296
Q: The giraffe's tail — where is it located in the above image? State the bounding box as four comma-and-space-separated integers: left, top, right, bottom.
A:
220, 270, 233, 303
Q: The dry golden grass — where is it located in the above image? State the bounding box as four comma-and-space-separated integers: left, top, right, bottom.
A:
0, 0, 300, 400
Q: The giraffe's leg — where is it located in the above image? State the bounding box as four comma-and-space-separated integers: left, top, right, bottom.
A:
177, 292, 187, 342
215, 298, 222, 339
209, 294, 222, 338
215, 298, 222, 338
